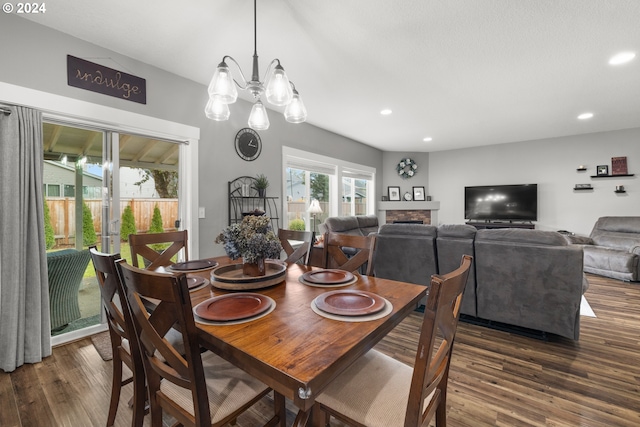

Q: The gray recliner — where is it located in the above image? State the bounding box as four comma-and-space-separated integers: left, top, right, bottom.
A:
436, 224, 477, 316
474, 229, 586, 340
373, 224, 438, 287
571, 217, 640, 282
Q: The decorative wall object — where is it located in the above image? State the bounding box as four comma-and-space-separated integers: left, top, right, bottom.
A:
612, 156, 628, 175
388, 186, 401, 201
596, 165, 609, 176
396, 158, 417, 179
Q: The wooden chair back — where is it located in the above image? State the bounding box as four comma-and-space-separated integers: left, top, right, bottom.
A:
323, 232, 377, 276
278, 228, 314, 265
115, 260, 281, 427
405, 255, 472, 426
89, 247, 146, 427
116, 260, 211, 426
129, 230, 188, 270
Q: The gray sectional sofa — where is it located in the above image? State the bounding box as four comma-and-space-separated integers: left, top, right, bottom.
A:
567, 216, 640, 282
372, 223, 588, 340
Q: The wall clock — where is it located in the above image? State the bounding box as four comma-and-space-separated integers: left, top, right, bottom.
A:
235, 128, 262, 161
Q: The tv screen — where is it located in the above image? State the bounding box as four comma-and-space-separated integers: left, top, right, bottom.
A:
465, 184, 537, 221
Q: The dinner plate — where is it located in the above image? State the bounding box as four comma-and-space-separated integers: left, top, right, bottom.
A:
194, 293, 272, 321
302, 269, 354, 285
170, 259, 218, 272
314, 290, 385, 316
186, 276, 207, 290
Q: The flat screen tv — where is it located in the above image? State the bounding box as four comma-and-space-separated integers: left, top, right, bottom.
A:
465, 184, 537, 221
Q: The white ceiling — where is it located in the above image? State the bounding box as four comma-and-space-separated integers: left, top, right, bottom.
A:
22, 0, 640, 152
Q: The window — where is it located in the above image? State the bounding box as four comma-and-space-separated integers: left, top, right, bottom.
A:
46, 184, 60, 197
282, 147, 375, 232
64, 184, 75, 197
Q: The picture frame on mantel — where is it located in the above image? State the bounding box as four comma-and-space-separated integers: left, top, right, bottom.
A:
413, 186, 426, 201
388, 186, 401, 201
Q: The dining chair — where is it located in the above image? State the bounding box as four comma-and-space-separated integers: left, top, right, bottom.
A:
129, 230, 188, 270
278, 228, 314, 265
312, 255, 473, 427
115, 260, 286, 427
323, 232, 377, 276
89, 246, 146, 427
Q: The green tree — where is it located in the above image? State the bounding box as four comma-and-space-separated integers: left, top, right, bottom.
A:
149, 204, 164, 233
120, 205, 136, 242
82, 202, 98, 246
135, 169, 178, 198
311, 173, 329, 201
43, 198, 56, 250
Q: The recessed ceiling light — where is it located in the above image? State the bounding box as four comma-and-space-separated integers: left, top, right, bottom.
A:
380, 109, 392, 116
578, 113, 594, 120
423, 137, 433, 142
609, 52, 636, 65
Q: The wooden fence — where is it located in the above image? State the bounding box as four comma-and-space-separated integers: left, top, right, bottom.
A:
46, 198, 179, 245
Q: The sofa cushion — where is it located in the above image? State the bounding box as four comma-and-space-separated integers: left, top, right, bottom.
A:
378, 223, 437, 237
583, 245, 639, 282
476, 228, 568, 246
356, 215, 380, 235
325, 216, 362, 236
590, 232, 640, 252
437, 223, 477, 239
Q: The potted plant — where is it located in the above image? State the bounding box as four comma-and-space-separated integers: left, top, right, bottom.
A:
253, 174, 269, 197
215, 215, 282, 277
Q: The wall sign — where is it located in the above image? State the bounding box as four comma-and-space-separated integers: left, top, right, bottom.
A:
67, 55, 147, 104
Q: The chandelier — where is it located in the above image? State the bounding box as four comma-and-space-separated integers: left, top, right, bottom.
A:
204, 0, 307, 130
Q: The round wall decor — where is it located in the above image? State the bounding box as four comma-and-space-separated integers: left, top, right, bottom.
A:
396, 158, 417, 179
235, 128, 262, 161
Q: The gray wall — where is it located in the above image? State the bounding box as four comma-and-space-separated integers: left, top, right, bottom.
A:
0, 14, 383, 257
428, 128, 640, 236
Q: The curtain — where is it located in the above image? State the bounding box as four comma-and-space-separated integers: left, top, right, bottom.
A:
0, 106, 51, 372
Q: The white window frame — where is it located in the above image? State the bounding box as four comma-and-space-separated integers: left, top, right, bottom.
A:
282, 146, 376, 228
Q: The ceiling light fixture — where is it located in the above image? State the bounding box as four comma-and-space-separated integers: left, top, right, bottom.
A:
380, 109, 392, 116
423, 137, 433, 142
578, 113, 594, 120
204, 0, 307, 130
609, 51, 636, 65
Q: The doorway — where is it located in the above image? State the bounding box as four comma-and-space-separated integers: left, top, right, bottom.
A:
44, 121, 183, 342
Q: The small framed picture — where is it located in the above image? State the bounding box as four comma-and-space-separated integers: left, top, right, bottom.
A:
388, 186, 401, 201
413, 186, 425, 201
597, 165, 609, 176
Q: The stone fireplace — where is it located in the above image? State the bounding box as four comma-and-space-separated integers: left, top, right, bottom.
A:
377, 201, 440, 226
386, 210, 431, 224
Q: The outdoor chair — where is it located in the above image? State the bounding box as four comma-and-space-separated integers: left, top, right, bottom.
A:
312, 255, 473, 427
47, 248, 91, 331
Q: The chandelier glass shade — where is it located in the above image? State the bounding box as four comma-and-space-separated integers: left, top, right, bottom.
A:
204, 0, 306, 130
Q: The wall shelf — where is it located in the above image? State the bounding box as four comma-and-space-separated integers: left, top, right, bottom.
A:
590, 174, 635, 178
573, 187, 593, 191
615, 190, 626, 194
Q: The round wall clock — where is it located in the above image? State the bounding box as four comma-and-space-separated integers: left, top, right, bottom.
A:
234, 128, 262, 161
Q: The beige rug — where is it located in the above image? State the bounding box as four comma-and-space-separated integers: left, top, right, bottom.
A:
90, 331, 113, 361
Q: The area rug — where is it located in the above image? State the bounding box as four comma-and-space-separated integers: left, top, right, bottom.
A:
90, 331, 113, 361
580, 296, 596, 317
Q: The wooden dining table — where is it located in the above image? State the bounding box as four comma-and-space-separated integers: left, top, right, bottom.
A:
187, 256, 427, 427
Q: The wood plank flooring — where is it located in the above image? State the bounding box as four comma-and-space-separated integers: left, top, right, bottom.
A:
1, 273, 639, 426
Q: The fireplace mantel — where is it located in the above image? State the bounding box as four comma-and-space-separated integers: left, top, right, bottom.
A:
377, 201, 440, 225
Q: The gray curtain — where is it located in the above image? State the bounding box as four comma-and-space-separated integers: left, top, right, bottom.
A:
0, 106, 51, 372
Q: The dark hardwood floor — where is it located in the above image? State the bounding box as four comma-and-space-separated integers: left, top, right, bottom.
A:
1, 273, 639, 426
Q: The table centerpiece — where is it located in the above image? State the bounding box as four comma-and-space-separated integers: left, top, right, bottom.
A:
215, 215, 283, 277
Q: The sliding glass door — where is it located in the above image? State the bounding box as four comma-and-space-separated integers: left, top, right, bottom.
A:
43, 121, 183, 341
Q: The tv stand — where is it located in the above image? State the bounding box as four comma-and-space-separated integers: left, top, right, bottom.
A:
467, 221, 535, 230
